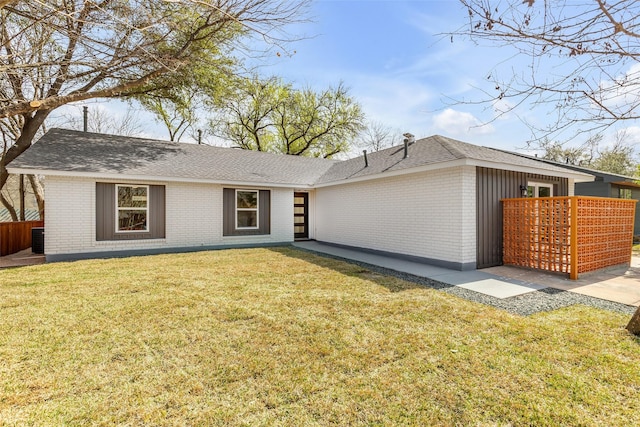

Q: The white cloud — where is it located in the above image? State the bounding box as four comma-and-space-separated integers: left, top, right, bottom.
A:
598, 63, 640, 114
602, 126, 640, 151
431, 108, 495, 137
617, 126, 640, 145
329, 72, 436, 139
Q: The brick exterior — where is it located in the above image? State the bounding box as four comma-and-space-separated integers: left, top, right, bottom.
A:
315, 166, 477, 267
44, 176, 293, 257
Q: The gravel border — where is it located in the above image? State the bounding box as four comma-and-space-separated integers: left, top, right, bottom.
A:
294, 247, 637, 316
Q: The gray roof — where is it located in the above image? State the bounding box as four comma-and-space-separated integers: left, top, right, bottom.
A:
493, 148, 638, 183
316, 135, 591, 184
8, 128, 336, 186
8, 129, 591, 187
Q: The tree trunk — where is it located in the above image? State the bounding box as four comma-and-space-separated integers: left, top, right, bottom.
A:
626, 306, 640, 335
19, 173, 25, 221
0, 0, 16, 9
28, 174, 45, 221
0, 191, 18, 221
0, 110, 50, 205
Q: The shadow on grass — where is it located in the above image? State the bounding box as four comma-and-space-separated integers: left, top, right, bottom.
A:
268, 246, 454, 294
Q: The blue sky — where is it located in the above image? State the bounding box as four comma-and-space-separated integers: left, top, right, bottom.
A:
256, 0, 541, 152
53, 0, 640, 155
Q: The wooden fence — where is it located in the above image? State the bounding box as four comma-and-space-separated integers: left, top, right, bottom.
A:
0, 220, 44, 257
503, 196, 636, 279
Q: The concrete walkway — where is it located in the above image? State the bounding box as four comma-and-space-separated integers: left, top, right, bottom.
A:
0, 248, 45, 269
293, 241, 640, 307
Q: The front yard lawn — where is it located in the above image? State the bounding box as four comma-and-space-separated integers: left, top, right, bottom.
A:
1, 247, 638, 426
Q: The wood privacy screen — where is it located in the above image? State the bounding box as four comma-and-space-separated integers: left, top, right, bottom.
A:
503, 197, 636, 279
0, 220, 44, 257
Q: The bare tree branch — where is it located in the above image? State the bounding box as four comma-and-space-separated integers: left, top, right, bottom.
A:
0, 0, 311, 218
451, 0, 640, 145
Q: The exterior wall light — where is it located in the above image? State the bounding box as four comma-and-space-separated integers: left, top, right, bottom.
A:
520, 185, 528, 197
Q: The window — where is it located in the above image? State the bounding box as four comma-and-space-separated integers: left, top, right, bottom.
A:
619, 188, 633, 199
223, 188, 270, 236
96, 183, 165, 241
527, 182, 553, 198
116, 184, 149, 232
235, 190, 259, 229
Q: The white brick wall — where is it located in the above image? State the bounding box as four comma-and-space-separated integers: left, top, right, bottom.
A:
44, 176, 293, 256
315, 166, 477, 267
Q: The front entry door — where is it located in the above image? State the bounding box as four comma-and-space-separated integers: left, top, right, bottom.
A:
294, 192, 308, 239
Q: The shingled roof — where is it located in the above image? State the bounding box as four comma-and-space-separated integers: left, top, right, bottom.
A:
8, 129, 336, 187
8, 129, 592, 186
315, 135, 593, 184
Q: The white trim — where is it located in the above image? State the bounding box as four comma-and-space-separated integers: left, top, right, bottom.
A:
115, 184, 150, 233
527, 181, 554, 197
6, 168, 315, 189
235, 189, 259, 230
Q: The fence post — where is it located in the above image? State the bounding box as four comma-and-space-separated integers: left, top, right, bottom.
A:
569, 196, 578, 280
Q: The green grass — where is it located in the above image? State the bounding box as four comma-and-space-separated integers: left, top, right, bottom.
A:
1, 247, 639, 426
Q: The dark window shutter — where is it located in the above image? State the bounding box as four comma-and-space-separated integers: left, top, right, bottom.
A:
96, 183, 165, 241
223, 188, 270, 236
96, 183, 115, 241
150, 185, 166, 238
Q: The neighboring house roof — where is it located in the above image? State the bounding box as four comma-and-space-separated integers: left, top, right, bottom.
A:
7, 129, 593, 187
7, 128, 337, 188
0, 208, 40, 222
495, 148, 639, 185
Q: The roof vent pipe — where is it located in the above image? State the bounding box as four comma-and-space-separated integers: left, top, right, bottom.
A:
83, 106, 88, 132
402, 132, 415, 159
363, 150, 368, 167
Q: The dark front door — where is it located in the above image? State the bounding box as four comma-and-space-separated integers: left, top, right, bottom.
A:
294, 192, 308, 239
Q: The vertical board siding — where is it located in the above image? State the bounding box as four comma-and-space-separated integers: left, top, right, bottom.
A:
0, 220, 45, 256
222, 188, 271, 236
476, 167, 568, 268
96, 182, 114, 241
150, 185, 166, 238
96, 183, 165, 241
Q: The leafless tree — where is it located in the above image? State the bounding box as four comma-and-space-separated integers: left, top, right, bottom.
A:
59, 105, 145, 137
453, 0, 640, 144
0, 0, 310, 217
357, 120, 401, 152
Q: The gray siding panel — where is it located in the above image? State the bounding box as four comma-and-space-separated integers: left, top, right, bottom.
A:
150, 185, 166, 238
96, 182, 115, 241
223, 188, 271, 236
574, 181, 610, 197
476, 167, 568, 268
96, 183, 165, 241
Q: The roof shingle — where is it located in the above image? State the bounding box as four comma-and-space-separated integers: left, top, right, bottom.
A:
316, 135, 590, 183
7, 129, 592, 186
8, 129, 336, 186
